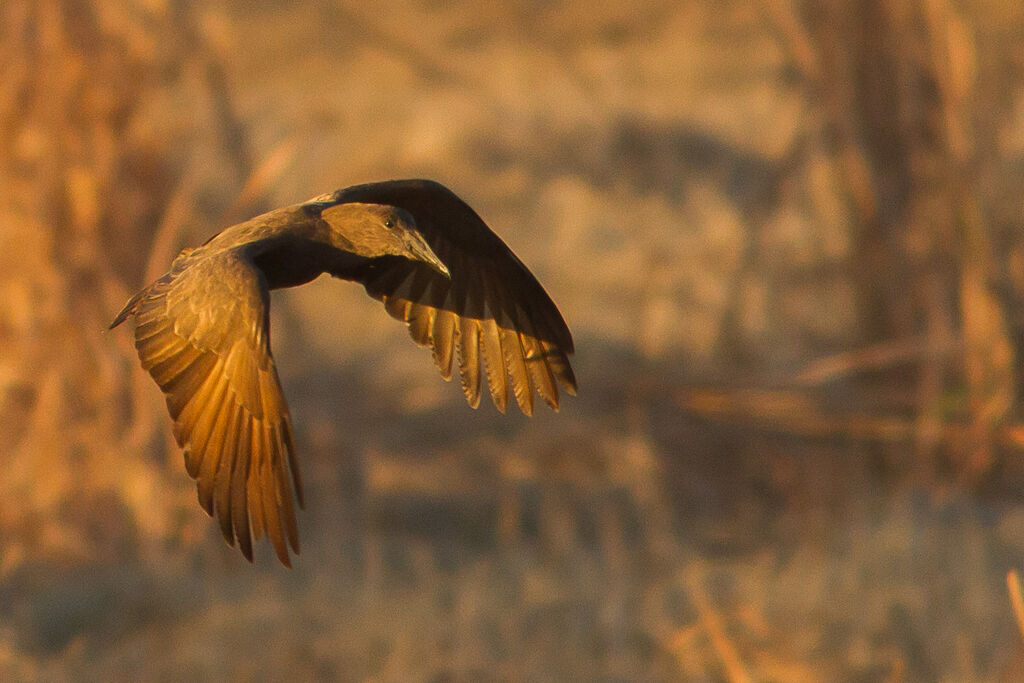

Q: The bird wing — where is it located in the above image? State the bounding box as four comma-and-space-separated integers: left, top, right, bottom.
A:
329, 179, 577, 415
121, 249, 301, 566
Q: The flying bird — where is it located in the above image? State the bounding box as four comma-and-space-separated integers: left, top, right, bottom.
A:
111, 179, 577, 566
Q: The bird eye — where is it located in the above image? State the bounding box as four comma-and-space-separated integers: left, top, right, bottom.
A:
384, 219, 393, 229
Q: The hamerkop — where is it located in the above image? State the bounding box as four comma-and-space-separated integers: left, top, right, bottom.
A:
111, 179, 577, 566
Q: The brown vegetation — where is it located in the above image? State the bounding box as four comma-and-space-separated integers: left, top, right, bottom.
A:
3, 0, 1024, 679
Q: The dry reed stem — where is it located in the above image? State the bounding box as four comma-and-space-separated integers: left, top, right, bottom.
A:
924, 0, 1015, 472
325, 4, 471, 88
679, 386, 1024, 452
225, 135, 301, 219
143, 170, 203, 284
684, 569, 752, 683
794, 334, 961, 387
1008, 570, 1024, 644
758, 0, 819, 81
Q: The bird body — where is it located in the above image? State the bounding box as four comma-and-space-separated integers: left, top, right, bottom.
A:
112, 179, 576, 566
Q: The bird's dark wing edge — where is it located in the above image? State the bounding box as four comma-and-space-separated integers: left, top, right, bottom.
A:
112, 250, 302, 567
329, 179, 577, 416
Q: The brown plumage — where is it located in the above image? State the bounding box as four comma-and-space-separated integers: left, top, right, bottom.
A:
111, 179, 577, 566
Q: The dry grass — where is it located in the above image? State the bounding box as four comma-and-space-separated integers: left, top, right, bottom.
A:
3, 0, 1024, 679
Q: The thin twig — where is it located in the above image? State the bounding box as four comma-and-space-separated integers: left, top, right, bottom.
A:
758, 0, 820, 81
143, 171, 200, 284
1007, 570, 1024, 643
794, 334, 961, 387
223, 135, 301, 222
684, 570, 752, 683
677, 386, 1024, 451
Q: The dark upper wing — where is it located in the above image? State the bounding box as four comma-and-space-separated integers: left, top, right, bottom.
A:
330, 179, 577, 415
114, 249, 302, 566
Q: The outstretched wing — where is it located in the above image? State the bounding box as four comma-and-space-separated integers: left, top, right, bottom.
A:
330, 179, 577, 415
113, 250, 302, 566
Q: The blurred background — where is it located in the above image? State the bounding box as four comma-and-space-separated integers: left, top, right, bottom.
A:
3, 0, 1024, 679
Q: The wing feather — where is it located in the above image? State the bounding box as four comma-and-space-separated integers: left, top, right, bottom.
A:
479, 313, 509, 414
282, 422, 303, 509
523, 332, 559, 410
339, 180, 576, 414
501, 325, 535, 416
431, 307, 457, 380
117, 248, 302, 565
273, 423, 300, 551
178, 363, 230, 474
214, 402, 242, 545
407, 302, 436, 347
247, 418, 268, 547
259, 428, 290, 566
458, 316, 482, 408
232, 417, 253, 560
197, 390, 232, 516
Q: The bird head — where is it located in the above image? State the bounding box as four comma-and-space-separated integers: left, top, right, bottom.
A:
320, 202, 449, 277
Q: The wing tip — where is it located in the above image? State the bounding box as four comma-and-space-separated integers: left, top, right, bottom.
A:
109, 306, 133, 329
239, 538, 254, 563
273, 543, 293, 568
110, 290, 148, 329
197, 484, 214, 517
559, 365, 579, 396
462, 382, 482, 409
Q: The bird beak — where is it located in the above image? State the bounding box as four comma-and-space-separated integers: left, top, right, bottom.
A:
407, 234, 450, 278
